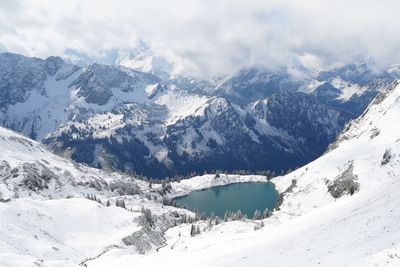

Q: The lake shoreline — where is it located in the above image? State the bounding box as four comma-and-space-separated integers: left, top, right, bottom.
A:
166, 174, 271, 199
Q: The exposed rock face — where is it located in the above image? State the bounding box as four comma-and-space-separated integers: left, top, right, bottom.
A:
0, 53, 79, 107
213, 67, 301, 105
327, 162, 360, 198
71, 63, 160, 105
381, 149, 392, 165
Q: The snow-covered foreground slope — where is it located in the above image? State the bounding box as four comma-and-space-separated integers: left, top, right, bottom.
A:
0, 198, 140, 267
86, 81, 400, 267
0, 126, 275, 267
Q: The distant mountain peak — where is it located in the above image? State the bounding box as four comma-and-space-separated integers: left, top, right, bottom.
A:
62, 40, 174, 80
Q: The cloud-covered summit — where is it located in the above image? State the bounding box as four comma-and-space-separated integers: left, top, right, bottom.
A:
0, 0, 399, 77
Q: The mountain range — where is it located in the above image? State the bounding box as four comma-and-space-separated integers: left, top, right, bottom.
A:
0, 50, 398, 178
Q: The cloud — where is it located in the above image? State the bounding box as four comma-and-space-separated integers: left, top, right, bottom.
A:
0, 0, 399, 77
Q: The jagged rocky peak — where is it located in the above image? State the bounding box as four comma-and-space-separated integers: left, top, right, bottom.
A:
213, 67, 302, 105
0, 52, 78, 106
314, 60, 392, 85
71, 63, 160, 105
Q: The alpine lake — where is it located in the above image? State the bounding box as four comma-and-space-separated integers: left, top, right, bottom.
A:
174, 182, 279, 218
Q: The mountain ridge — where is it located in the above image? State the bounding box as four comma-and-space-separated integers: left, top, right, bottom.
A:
0, 51, 397, 178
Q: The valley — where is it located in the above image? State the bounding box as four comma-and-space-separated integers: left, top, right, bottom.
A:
1, 2, 400, 266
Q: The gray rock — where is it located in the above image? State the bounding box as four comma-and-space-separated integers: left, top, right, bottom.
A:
328, 162, 360, 198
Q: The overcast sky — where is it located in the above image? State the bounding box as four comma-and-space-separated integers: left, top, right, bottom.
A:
0, 0, 399, 76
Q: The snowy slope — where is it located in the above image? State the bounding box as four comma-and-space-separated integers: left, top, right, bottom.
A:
0, 127, 198, 266
0, 198, 140, 267
0, 126, 141, 199
86, 80, 400, 267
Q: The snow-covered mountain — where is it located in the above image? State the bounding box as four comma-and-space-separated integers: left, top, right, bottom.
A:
0, 52, 396, 179
212, 67, 302, 105
306, 61, 396, 116
63, 41, 174, 80
82, 81, 400, 266
44, 88, 351, 178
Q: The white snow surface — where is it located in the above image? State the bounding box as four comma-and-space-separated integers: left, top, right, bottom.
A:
154, 90, 210, 125
0, 198, 140, 267
331, 76, 365, 101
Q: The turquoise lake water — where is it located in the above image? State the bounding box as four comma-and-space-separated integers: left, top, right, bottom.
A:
174, 182, 279, 218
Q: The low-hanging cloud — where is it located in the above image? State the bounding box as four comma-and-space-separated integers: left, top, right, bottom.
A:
0, 0, 399, 77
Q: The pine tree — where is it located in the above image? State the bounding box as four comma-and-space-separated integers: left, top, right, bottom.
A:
262, 208, 270, 219
181, 213, 187, 224
116, 199, 126, 208
236, 210, 243, 220
106, 200, 111, 207
253, 209, 261, 220
190, 224, 196, 237
224, 211, 229, 222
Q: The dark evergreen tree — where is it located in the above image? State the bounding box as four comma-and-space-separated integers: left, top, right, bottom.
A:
190, 224, 196, 237
262, 208, 270, 219
253, 209, 262, 220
